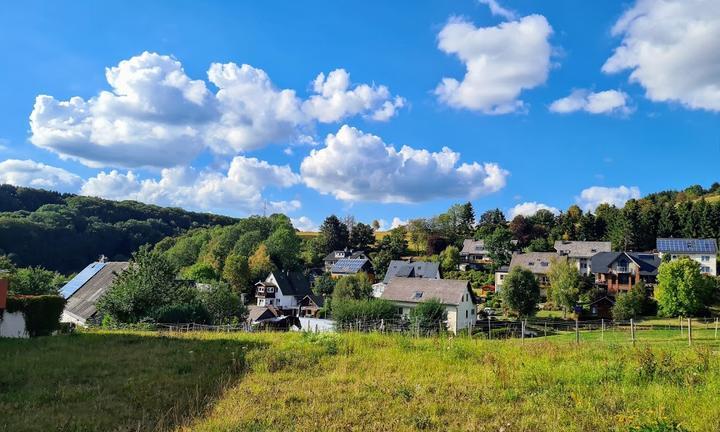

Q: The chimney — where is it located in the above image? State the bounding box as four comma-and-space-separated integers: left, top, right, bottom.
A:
98, 254, 108, 263
0, 277, 8, 310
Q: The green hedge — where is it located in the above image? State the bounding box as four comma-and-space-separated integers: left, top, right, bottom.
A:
5, 295, 65, 336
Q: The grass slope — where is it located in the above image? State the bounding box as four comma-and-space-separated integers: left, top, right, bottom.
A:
2, 331, 720, 432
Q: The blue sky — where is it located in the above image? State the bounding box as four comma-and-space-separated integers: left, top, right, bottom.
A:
1, 0, 718, 230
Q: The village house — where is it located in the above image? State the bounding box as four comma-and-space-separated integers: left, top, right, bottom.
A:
323, 249, 368, 272
60, 261, 129, 325
330, 257, 374, 281
254, 271, 313, 315
372, 260, 440, 297
590, 252, 660, 294
380, 278, 477, 334
656, 238, 717, 276
494, 252, 563, 299
460, 239, 491, 267
298, 294, 325, 317
554, 240, 611, 276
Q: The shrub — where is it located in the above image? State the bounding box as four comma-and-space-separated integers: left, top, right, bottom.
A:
333, 273, 372, 301
332, 298, 397, 325
180, 262, 218, 283
5, 295, 65, 336
154, 302, 210, 324
200, 281, 248, 324
612, 280, 647, 320
409, 298, 447, 328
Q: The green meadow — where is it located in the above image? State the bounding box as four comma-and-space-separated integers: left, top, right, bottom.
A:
2, 330, 719, 432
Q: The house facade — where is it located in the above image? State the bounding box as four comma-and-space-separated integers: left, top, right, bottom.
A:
590, 252, 660, 294
380, 278, 477, 334
495, 252, 562, 299
554, 240, 611, 276
324, 249, 368, 272
460, 239, 491, 265
254, 271, 313, 314
656, 238, 717, 276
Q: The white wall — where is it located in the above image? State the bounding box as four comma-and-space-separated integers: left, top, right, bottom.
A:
0, 311, 29, 338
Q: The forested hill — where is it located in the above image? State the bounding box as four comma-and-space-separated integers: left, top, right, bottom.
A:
0, 184, 237, 273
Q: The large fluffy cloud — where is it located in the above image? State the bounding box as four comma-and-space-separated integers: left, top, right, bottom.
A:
0, 159, 83, 192
435, 15, 553, 113
577, 185, 641, 211
550, 89, 631, 115
80, 156, 301, 215
508, 202, 560, 218
603, 0, 720, 111
300, 125, 508, 203
30, 52, 405, 168
302, 69, 405, 123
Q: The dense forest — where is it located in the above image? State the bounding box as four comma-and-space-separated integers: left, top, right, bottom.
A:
0, 184, 237, 273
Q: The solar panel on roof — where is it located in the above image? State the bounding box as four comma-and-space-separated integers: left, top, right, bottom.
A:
60, 262, 106, 298
657, 238, 717, 254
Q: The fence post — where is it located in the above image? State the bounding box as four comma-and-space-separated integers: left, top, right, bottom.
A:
544, 321, 547, 338
488, 316, 491, 340
601, 318, 605, 342
688, 318, 692, 346
679, 316, 683, 337
715, 318, 718, 340
521, 320, 525, 344
575, 318, 579, 344
630, 319, 635, 346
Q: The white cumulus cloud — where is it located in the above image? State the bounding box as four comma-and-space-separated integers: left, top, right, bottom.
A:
302, 69, 405, 123
0, 159, 83, 192
300, 125, 508, 203
508, 202, 560, 218
435, 14, 553, 114
550, 89, 632, 115
603, 0, 720, 112
30, 52, 405, 168
81, 156, 301, 215
577, 185, 641, 212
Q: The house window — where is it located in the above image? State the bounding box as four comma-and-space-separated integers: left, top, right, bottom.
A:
257, 286, 265, 293
267, 287, 274, 293
580, 262, 587, 269
398, 307, 404, 315
701, 266, 711, 273
528, 262, 534, 266
465, 310, 468, 319
413, 291, 423, 300
702, 256, 710, 262
541, 262, 548, 267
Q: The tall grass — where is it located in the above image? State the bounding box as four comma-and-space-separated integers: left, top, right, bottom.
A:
2, 330, 719, 431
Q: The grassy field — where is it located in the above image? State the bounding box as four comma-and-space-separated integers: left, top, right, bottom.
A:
2, 330, 720, 432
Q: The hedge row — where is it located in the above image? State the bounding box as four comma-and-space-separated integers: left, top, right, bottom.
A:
5, 295, 65, 336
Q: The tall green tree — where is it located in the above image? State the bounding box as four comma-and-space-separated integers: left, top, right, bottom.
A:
98, 246, 197, 323
655, 258, 715, 317
265, 227, 302, 270
475, 209, 506, 239
500, 267, 540, 317
349, 222, 375, 251
319, 215, 349, 253
548, 258, 581, 318
248, 244, 274, 282
222, 253, 251, 295
484, 226, 513, 267
439, 245, 461, 273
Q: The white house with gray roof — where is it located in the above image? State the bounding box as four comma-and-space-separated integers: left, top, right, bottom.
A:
554, 240, 611, 275
657, 238, 717, 276
372, 260, 440, 298
380, 278, 476, 334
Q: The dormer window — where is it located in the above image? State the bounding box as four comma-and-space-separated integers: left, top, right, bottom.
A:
413, 291, 423, 300
267, 287, 274, 293
541, 262, 548, 267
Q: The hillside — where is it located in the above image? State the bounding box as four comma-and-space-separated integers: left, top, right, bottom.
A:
0, 184, 237, 273
2, 330, 719, 432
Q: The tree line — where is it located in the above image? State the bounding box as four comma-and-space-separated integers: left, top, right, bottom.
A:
0, 184, 237, 273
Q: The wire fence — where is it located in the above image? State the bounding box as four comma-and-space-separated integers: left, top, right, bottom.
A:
93, 316, 720, 346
